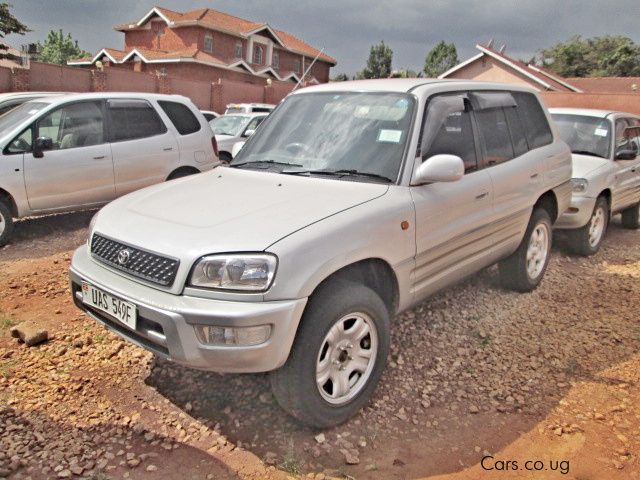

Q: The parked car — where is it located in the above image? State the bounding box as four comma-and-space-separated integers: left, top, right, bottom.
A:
551, 108, 640, 255
0, 92, 67, 117
209, 112, 268, 162
69, 80, 571, 428
0, 92, 218, 246
224, 103, 275, 115
200, 110, 220, 121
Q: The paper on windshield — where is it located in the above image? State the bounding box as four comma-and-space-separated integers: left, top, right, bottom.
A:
378, 129, 402, 143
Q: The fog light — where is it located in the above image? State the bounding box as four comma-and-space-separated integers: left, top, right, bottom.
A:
194, 325, 271, 346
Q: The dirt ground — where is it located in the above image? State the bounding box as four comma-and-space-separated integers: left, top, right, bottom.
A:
1, 211, 639, 480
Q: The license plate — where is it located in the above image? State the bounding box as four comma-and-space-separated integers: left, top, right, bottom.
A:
82, 282, 137, 330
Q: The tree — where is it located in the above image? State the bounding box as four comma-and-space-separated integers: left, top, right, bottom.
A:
423, 41, 458, 78
356, 41, 393, 79
36, 29, 90, 65
540, 36, 640, 77
332, 73, 349, 82
0, 2, 30, 60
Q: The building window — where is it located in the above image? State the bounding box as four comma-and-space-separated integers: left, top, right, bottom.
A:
235, 41, 242, 59
253, 45, 264, 65
203, 34, 214, 53
294, 58, 302, 74
272, 51, 279, 69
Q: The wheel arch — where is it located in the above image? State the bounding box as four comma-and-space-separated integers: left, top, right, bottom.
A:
534, 190, 559, 223
166, 166, 200, 181
305, 258, 400, 316
0, 188, 18, 217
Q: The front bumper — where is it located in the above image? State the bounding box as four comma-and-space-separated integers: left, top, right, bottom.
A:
554, 195, 597, 229
69, 246, 307, 373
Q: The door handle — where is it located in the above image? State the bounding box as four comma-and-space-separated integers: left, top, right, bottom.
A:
530, 173, 539, 179
475, 192, 489, 200
93, 155, 106, 160
163, 147, 173, 151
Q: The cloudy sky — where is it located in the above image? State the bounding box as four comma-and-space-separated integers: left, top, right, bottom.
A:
9, 0, 640, 75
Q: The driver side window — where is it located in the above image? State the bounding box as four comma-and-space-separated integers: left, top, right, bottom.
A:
37, 101, 105, 150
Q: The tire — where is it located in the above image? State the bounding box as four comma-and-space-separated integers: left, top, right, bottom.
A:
499, 208, 552, 292
218, 152, 232, 164
167, 168, 198, 180
621, 202, 640, 229
567, 196, 609, 256
270, 280, 390, 428
0, 199, 14, 248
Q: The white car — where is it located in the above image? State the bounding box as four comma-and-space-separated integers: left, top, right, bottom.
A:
209, 113, 268, 162
0, 92, 67, 116
551, 108, 640, 255
70, 80, 570, 427
224, 103, 274, 115
0, 93, 218, 246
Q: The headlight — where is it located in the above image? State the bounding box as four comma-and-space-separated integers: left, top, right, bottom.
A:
189, 254, 277, 291
570, 178, 588, 194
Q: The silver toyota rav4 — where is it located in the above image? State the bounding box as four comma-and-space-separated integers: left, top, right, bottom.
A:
70, 79, 571, 427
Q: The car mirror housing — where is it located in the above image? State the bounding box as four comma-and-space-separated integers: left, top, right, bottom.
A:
242, 129, 256, 138
615, 149, 637, 160
33, 136, 53, 158
412, 154, 464, 185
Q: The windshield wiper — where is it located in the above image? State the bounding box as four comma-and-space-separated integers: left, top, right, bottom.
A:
571, 150, 606, 159
282, 168, 394, 183
231, 159, 304, 169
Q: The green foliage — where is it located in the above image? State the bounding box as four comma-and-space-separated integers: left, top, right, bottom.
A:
423, 41, 459, 78
540, 35, 640, 77
36, 29, 90, 65
0, 2, 29, 38
332, 72, 349, 82
356, 41, 393, 79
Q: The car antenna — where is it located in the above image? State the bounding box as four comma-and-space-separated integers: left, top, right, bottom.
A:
292, 48, 325, 91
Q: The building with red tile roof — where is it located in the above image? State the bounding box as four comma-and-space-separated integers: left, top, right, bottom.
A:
68, 6, 336, 86
439, 42, 582, 92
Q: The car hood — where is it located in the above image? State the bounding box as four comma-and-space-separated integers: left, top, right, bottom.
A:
92, 167, 388, 274
571, 154, 610, 178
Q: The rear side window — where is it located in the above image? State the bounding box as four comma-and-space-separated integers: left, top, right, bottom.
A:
107, 99, 167, 142
158, 101, 201, 135
512, 92, 553, 149
475, 108, 515, 165
504, 106, 529, 157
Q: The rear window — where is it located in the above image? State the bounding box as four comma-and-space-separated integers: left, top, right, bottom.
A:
513, 92, 553, 149
159, 101, 201, 135
107, 99, 167, 142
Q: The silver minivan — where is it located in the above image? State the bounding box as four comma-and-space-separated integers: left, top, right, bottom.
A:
70, 80, 571, 427
0, 93, 217, 246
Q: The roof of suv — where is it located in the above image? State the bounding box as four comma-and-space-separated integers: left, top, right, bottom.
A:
23, 92, 195, 106
548, 107, 639, 119
295, 78, 540, 94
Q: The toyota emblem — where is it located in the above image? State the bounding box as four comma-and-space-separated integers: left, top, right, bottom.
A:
117, 249, 131, 265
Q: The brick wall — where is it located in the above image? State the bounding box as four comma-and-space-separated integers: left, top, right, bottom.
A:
0, 61, 295, 114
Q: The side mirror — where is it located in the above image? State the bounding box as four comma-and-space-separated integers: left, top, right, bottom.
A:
242, 129, 256, 138
231, 141, 245, 158
615, 149, 637, 160
33, 136, 53, 158
412, 154, 464, 185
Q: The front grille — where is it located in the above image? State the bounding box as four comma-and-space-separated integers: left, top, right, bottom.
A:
91, 234, 179, 287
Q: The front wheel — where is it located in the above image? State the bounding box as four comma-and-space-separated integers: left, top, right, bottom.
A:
621, 203, 640, 229
0, 199, 14, 247
499, 208, 552, 292
567, 196, 609, 256
270, 281, 390, 428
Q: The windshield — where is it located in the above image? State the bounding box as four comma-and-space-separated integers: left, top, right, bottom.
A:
210, 115, 251, 136
231, 92, 415, 182
552, 114, 611, 159
0, 101, 48, 138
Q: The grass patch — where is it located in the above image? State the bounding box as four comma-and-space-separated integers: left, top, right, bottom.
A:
0, 316, 15, 331
279, 440, 303, 476
94, 334, 106, 344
